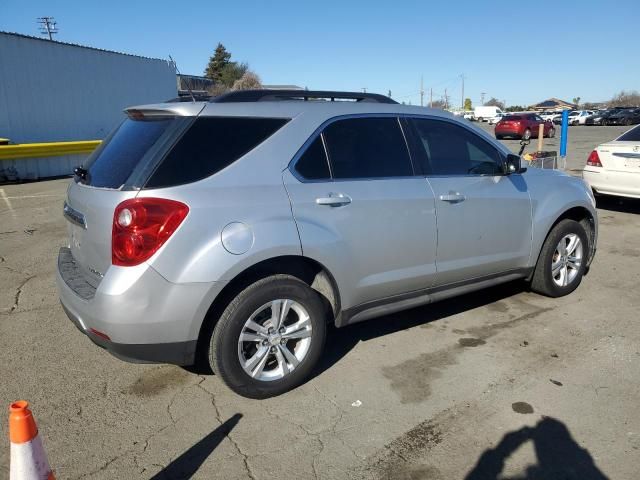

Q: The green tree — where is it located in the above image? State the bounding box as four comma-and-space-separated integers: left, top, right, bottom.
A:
219, 62, 248, 88
204, 43, 232, 83
572, 97, 581, 107
464, 98, 472, 110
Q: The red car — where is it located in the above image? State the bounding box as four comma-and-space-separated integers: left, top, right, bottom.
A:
495, 114, 556, 140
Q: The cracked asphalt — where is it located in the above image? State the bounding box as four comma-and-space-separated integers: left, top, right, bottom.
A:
1, 126, 640, 479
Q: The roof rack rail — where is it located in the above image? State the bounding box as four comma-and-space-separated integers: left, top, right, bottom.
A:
209, 89, 398, 104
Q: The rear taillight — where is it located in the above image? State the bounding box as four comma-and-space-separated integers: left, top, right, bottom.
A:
112, 198, 189, 266
587, 150, 602, 167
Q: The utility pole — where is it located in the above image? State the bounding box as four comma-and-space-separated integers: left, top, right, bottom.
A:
429, 88, 433, 108
420, 76, 424, 107
444, 88, 449, 109
481, 92, 486, 106
361, 87, 367, 93
37, 17, 58, 40
460, 74, 465, 109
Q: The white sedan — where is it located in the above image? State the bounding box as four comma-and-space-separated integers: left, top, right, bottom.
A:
583, 125, 640, 198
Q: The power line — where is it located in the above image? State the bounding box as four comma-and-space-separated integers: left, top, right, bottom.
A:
37, 17, 58, 40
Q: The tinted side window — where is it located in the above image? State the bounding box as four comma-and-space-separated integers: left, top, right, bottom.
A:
323, 117, 413, 179
146, 117, 289, 188
84, 118, 173, 188
410, 119, 503, 176
617, 124, 640, 141
295, 136, 331, 180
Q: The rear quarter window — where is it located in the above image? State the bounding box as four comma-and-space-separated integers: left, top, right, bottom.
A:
617, 125, 640, 141
145, 117, 289, 189
82, 118, 173, 188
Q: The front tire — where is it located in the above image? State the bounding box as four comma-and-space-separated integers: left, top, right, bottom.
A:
209, 275, 327, 398
531, 219, 588, 297
522, 129, 532, 140
547, 128, 556, 138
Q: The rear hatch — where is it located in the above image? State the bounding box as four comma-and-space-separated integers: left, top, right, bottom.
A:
64, 107, 199, 287
597, 126, 640, 173
499, 116, 522, 129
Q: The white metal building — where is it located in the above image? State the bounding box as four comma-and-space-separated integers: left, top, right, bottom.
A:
0, 32, 177, 180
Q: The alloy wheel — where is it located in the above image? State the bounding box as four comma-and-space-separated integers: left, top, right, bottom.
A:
551, 233, 583, 287
237, 299, 313, 381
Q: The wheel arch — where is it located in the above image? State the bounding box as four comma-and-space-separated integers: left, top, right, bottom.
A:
531, 206, 596, 279
193, 255, 341, 368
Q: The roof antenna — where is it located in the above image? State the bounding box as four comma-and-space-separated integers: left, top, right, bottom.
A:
169, 55, 195, 102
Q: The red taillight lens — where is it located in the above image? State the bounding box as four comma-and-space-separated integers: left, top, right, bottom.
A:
112, 198, 189, 266
587, 150, 602, 167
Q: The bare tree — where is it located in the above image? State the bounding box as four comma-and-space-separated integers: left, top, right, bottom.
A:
485, 97, 505, 110
430, 99, 446, 109
609, 90, 640, 107
232, 71, 262, 91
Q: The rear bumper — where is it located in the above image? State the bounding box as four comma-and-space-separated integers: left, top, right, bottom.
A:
60, 301, 197, 364
495, 128, 523, 137
583, 168, 640, 199
56, 247, 222, 365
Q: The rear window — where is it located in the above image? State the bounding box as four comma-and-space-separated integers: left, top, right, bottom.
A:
145, 117, 289, 188
503, 115, 522, 121
617, 125, 640, 141
82, 118, 173, 188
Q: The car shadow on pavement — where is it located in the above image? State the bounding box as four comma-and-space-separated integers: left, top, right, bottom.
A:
315, 280, 528, 379
595, 195, 640, 214
149, 413, 242, 480
464, 416, 609, 480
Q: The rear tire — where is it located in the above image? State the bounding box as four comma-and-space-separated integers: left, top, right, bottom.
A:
531, 219, 589, 298
209, 275, 327, 398
548, 128, 556, 138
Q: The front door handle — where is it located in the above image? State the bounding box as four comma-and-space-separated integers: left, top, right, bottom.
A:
316, 193, 352, 207
439, 193, 466, 203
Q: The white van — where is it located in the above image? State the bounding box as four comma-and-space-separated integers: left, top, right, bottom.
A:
474, 106, 504, 122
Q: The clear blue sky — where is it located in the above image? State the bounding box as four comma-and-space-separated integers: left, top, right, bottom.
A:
1, 0, 638, 107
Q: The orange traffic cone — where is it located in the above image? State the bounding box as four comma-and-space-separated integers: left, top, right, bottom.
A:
9, 401, 55, 480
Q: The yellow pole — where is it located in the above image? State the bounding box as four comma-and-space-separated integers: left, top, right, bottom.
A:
0, 141, 101, 161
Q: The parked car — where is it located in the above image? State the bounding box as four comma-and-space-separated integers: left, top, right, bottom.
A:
552, 111, 574, 125
583, 124, 640, 198
488, 112, 505, 125
540, 111, 561, 122
606, 108, 640, 126
474, 105, 504, 123
570, 110, 595, 126
585, 110, 611, 126
463, 111, 475, 121
56, 89, 597, 398
495, 114, 555, 140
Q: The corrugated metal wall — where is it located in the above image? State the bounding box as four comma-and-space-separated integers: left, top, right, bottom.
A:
0, 32, 177, 180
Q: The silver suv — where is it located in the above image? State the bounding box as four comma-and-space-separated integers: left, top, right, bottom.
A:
56, 90, 597, 398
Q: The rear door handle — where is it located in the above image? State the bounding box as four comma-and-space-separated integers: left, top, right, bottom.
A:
316, 193, 352, 207
439, 193, 466, 203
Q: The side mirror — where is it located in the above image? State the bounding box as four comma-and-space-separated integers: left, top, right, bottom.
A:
505, 154, 526, 175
